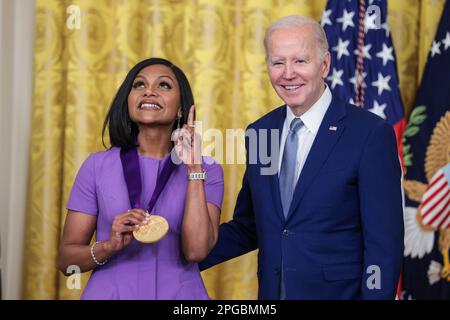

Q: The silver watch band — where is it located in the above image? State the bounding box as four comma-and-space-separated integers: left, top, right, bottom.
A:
187, 171, 206, 181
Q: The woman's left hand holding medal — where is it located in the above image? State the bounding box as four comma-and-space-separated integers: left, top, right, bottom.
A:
105, 209, 149, 253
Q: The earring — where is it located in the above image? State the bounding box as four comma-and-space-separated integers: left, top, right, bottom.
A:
177, 116, 181, 129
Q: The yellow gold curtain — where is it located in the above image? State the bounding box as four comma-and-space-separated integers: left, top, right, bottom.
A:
23, 0, 446, 299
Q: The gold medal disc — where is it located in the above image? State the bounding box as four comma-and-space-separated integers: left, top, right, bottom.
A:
133, 215, 169, 243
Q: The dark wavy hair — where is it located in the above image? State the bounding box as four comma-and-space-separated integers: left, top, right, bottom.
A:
102, 57, 194, 150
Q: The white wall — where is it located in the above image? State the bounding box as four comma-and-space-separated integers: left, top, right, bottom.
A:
0, 0, 35, 299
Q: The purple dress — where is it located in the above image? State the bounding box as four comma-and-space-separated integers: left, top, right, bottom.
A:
66, 147, 224, 300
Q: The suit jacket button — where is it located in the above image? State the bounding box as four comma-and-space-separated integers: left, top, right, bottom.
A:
283, 229, 289, 235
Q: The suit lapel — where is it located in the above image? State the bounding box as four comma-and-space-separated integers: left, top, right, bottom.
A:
286, 97, 347, 220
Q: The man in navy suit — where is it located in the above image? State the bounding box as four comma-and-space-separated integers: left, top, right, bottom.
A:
200, 15, 404, 299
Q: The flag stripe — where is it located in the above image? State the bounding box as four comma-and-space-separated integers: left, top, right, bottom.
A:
421, 176, 447, 210
424, 172, 444, 193
424, 192, 450, 226
435, 196, 450, 229
422, 186, 448, 215
422, 187, 450, 219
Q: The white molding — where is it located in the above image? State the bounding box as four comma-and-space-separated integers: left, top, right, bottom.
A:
0, 0, 36, 300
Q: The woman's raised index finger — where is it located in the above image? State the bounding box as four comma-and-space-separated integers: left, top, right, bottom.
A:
187, 105, 195, 127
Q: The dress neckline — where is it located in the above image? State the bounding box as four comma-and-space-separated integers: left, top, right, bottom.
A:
138, 152, 172, 162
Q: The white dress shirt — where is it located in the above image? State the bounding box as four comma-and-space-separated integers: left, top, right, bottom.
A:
278, 85, 332, 184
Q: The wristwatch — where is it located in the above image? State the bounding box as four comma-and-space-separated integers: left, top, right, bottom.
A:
187, 170, 207, 181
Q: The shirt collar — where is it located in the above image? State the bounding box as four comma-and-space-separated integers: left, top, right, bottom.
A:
286, 84, 332, 135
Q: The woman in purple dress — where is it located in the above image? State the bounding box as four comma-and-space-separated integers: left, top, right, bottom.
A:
57, 58, 224, 300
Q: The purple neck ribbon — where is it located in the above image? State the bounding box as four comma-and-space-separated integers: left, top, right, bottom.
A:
120, 147, 176, 212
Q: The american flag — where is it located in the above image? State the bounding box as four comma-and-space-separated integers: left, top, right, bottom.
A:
321, 0, 405, 154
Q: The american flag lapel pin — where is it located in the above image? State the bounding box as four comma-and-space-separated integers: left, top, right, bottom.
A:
329, 126, 337, 131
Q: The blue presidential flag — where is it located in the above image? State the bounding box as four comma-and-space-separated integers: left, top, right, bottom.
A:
401, 0, 450, 300
321, 0, 405, 155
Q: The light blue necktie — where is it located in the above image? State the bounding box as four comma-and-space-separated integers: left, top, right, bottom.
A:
279, 117, 302, 300
279, 118, 303, 218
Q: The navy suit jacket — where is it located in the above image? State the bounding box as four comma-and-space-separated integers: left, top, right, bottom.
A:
200, 96, 404, 299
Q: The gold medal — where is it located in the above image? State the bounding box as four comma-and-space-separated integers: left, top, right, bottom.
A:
133, 215, 169, 243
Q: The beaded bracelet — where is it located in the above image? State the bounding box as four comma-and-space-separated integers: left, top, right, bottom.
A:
90, 241, 107, 266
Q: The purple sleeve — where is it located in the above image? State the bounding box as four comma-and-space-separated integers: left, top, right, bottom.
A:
203, 160, 224, 211
66, 154, 98, 215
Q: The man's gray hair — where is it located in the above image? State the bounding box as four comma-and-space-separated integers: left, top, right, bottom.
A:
264, 15, 329, 60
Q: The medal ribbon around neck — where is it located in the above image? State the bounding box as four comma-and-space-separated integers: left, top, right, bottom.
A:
120, 147, 176, 243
